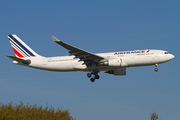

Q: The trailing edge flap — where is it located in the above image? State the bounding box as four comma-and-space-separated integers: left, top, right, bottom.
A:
52, 36, 104, 65
7, 55, 31, 65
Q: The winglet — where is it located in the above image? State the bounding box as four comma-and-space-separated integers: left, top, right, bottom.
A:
52, 36, 60, 42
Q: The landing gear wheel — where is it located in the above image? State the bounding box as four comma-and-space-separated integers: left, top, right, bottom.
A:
90, 78, 95, 82
154, 68, 158, 72
87, 73, 91, 78
95, 75, 100, 79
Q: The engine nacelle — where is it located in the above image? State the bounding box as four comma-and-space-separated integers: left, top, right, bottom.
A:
102, 59, 121, 66
99, 59, 128, 67
108, 58, 121, 66
105, 68, 126, 76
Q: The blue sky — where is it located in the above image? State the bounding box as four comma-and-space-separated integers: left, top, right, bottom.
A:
0, 0, 180, 119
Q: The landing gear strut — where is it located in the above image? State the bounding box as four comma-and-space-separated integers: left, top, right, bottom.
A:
154, 64, 158, 72
87, 71, 100, 82
87, 63, 100, 82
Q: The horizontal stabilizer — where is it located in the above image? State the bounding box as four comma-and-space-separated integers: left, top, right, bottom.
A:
7, 55, 31, 65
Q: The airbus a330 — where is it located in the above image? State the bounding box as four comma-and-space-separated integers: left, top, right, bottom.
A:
7, 34, 174, 82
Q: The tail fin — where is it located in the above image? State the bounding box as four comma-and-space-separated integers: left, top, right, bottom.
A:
7, 34, 42, 58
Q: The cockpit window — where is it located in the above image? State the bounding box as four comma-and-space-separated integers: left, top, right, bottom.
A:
165, 52, 169, 54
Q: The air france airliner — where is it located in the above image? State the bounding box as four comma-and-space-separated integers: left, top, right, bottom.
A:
7, 34, 174, 82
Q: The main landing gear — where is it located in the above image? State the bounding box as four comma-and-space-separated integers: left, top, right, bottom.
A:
87, 71, 100, 82
154, 64, 158, 72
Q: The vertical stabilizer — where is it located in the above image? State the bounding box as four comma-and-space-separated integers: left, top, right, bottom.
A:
8, 34, 42, 58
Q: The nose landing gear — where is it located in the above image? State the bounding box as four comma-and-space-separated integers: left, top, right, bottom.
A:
154, 64, 158, 72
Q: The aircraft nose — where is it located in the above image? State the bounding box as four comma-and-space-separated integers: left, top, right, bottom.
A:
170, 54, 175, 60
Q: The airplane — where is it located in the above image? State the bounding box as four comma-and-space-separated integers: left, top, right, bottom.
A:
7, 34, 174, 82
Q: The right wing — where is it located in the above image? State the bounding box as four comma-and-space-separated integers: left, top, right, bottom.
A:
52, 36, 105, 66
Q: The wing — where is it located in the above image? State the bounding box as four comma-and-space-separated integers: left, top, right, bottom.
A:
52, 36, 105, 66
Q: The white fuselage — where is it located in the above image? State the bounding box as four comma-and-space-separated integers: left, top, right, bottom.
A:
14, 49, 174, 72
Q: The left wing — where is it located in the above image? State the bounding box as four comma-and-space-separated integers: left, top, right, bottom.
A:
52, 36, 105, 66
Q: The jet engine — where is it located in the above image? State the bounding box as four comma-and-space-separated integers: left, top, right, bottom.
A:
108, 58, 121, 66
100, 58, 121, 66
105, 68, 126, 76
99, 58, 128, 67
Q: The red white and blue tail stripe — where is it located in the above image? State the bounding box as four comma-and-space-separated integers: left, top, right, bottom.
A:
8, 34, 41, 58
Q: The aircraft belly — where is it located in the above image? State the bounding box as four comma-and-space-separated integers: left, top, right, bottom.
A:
29, 59, 75, 71
50, 61, 77, 71
123, 55, 156, 67
74, 64, 88, 70
95, 66, 123, 71
152, 55, 162, 63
